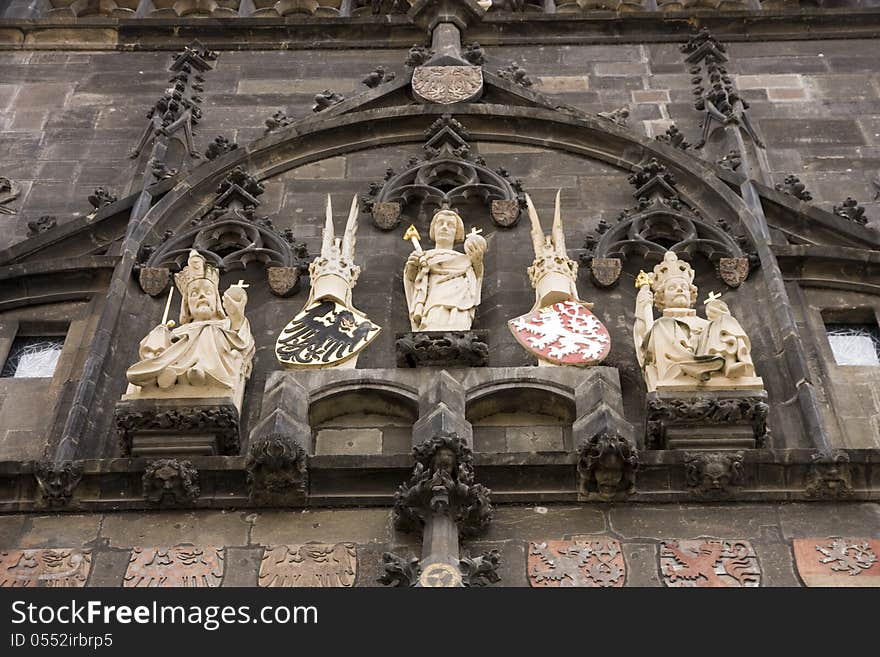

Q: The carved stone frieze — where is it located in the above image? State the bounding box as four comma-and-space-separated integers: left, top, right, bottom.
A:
646, 392, 769, 450
26, 215, 57, 237
116, 402, 241, 457
245, 432, 308, 504
361, 114, 524, 229
34, 459, 83, 506
393, 432, 493, 538
805, 450, 854, 499
684, 451, 745, 496
396, 331, 489, 368
793, 538, 879, 586
412, 66, 484, 104
259, 543, 356, 587
660, 540, 760, 587
577, 432, 638, 500
0, 176, 21, 215
124, 545, 224, 587
0, 549, 92, 588
142, 459, 201, 505
529, 538, 626, 587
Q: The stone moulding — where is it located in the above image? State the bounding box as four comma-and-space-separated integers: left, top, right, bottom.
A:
396, 331, 489, 368
0, 447, 878, 511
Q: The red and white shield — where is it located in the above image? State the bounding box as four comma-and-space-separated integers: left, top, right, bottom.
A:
508, 300, 611, 366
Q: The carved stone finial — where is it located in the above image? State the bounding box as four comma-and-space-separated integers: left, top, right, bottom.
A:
245, 433, 308, 503
628, 157, 675, 191
26, 215, 57, 237
684, 451, 744, 496
393, 431, 493, 537
577, 432, 638, 500
833, 197, 868, 226
34, 459, 83, 506
142, 459, 200, 505
806, 450, 854, 499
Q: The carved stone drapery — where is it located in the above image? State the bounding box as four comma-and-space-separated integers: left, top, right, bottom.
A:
582, 158, 754, 288
136, 166, 309, 297
361, 114, 525, 230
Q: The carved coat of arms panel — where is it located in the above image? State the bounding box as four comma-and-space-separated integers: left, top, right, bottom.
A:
259, 543, 357, 588
123, 545, 225, 587
793, 538, 879, 587
660, 539, 761, 587
0, 549, 92, 587
411, 66, 483, 105
528, 537, 626, 587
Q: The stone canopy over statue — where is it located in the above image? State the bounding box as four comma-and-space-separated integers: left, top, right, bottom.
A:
403, 208, 487, 332
123, 249, 255, 410
633, 251, 762, 393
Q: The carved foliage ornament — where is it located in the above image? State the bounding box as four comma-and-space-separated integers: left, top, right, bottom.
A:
393, 432, 493, 538
646, 396, 769, 450
412, 66, 483, 105
396, 331, 489, 368
142, 459, 200, 505
245, 432, 308, 502
259, 543, 356, 588
660, 539, 760, 587
362, 114, 524, 231
0, 549, 92, 588
379, 550, 501, 588
124, 545, 224, 587
529, 538, 626, 588
117, 405, 240, 456
34, 460, 83, 506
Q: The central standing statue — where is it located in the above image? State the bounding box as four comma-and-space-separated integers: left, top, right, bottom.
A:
403, 208, 488, 332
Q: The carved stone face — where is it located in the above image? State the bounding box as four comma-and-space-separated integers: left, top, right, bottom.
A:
187, 279, 217, 321
662, 278, 693, 309
432, 447, 457, 476
701, 461, 730, 490
595, 453, 623, 496
432, 213, 458, 250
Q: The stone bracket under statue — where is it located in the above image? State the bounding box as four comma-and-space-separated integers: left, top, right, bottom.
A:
116, 250, 256, 458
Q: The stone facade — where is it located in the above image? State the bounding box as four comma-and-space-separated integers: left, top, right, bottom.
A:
0, 2, 879, 586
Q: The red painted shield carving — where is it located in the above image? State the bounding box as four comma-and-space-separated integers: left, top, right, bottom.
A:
528, 538, 625, 587
793, 538, 879, 587
508, 300, 611, 366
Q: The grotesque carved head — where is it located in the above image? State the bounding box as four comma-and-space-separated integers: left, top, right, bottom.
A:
142, 459, 200, 504
684, 452, 744, 496
578, 432, 638, 500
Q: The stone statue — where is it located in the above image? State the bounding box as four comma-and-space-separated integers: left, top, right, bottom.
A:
124, 249, 255, 409
633, 251, 762, 392
275, 195, 380, 369
403, 208, 488, 332
526, 190, 580, 312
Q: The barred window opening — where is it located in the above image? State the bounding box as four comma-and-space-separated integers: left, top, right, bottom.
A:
825, 324, 880, 366
0, 336, 64, 378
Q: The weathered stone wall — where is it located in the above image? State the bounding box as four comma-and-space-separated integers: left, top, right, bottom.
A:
1, 503, 877, 587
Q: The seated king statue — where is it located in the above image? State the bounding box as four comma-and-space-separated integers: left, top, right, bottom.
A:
404, 208, 488, 332
632, 251, 763, 393
124, 249, 256, 411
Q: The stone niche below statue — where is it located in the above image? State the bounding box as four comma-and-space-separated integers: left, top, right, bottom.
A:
397, 208, 489, 368
115, 250, 255, 457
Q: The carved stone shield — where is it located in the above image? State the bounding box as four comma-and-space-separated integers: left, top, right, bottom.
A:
490, 199, 520, 227
123, 545, 225, 587
0, 549, 91, 587
138, 266, 171, 296
412, 65, 483, 105
660, 539, 760, 587
259, 543, 357, 587
372, 201, 401, 230
508, 300, 611, 366
590, 257, 622, 288
528, 537, 626, 587
718, 257, 749, 288
793, 538, 879, 587
276, 297, 381, 368
266, 266, 300, 297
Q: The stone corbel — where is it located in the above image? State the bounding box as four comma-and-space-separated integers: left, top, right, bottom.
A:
411, 370, 473, 448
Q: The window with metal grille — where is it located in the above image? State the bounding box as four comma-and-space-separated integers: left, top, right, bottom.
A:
0, 336, 65, 378
825, 324, 880, 366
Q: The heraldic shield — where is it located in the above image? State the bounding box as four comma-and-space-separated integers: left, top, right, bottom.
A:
275, 298, 381, 368
508, 299, 611, 366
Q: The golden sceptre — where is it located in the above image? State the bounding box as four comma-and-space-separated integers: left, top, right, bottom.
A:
403, 224, 423, 253
635, 270, 653, 289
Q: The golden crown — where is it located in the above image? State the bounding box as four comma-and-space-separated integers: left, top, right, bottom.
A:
651, 251, 694, 289
174, 249, 220, 295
